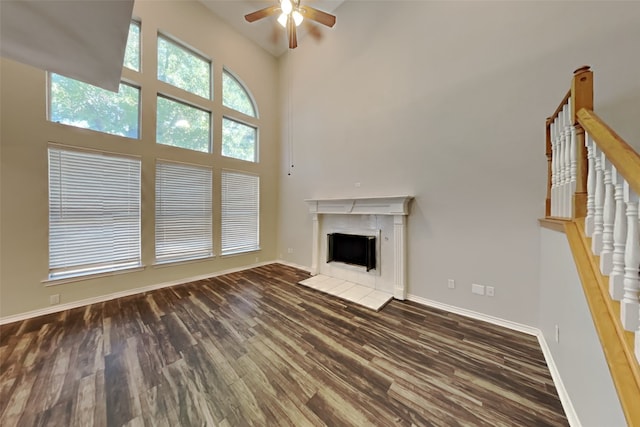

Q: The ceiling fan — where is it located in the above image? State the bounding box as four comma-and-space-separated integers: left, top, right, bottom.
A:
244, 0, 336, 49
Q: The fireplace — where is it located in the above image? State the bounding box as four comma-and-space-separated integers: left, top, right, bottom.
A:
305, 196, 413, 300
327, 232, 376, 271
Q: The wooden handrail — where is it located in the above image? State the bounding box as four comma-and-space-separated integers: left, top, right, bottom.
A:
565, 219, 640, 426
550, 90, 571, 123
577, 108, 640, 197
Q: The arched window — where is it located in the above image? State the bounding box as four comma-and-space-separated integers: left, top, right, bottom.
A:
222, 70, 257, 117
222, 69, 258, 162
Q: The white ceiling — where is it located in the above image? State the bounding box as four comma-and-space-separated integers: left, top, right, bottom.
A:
199, 0, 345, 56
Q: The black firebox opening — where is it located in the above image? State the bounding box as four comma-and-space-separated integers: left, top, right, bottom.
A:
327, 233, 376, 272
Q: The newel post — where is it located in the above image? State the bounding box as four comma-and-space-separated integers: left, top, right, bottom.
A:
545, 117, 552, 217
571, 65, 593, 219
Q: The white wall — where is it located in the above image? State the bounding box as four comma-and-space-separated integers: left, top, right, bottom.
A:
277, 1, 640, 326
539, 227, 625, 426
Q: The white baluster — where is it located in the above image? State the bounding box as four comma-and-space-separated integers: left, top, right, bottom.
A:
568, 102, 577, 218
551, 121, 558, 217
621, 182, 640, 331
585, 134, 595, 236
592, 143, 604, 254
555, 122, 562, 217
557, 118, 565, 217
563, 104, 572, 217
610, 167, 626, 300
600, 155, 614, 274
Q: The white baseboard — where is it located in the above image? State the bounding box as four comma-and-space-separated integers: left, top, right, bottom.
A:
406, 294, 581, 427
406, 294, 539, 336
536, 331, 582, 427
0, 260, 275, 325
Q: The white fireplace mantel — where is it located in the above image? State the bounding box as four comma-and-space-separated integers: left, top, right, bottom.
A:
305, 196, 412, 216
305, 196, 413, 300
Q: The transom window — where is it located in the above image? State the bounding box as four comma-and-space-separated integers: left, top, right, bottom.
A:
157, 35, 211, 99
49, 75, 140, 138
222, 117, 257, 162
223, 70, 256, 117
156, 96, 211, 153
48, 21, 141, 138
124, 21, 141, 72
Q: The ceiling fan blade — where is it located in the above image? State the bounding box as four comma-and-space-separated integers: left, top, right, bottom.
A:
300, 6, 336, 28
244, 5, 279, 23
287, 14, 298, 49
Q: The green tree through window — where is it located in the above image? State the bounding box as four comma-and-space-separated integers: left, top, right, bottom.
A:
49, 74, 140, 138
124, 21, 140, 71
222, 118, 256, 162
157, 36, 210, 99
156, 96, 210, 153
223, 71, 256, 117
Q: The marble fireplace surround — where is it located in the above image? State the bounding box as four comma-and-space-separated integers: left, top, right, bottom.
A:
304, 196, 413, 303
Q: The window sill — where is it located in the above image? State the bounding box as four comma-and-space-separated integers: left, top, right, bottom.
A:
153, 255, 215, 268
221, 248, 261, 258
43, 265, 146, 287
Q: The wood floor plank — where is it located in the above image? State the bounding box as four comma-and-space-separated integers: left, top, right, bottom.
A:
0, 263, 569, 426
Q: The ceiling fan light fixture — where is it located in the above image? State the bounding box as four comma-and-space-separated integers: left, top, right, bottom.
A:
280, 0, 293, 15
244, 0, 335, 49
292, 10, 303, 26
277, 13, 288, 28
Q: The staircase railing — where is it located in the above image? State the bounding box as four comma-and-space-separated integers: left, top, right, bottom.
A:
544, 66, 640, 426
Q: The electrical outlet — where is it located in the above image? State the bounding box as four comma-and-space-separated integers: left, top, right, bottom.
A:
486, 286, 495, 297
287, 248, 293, 254
447, 279, 455, 289
471, 283, 485, 295
50, 294, 60, 305
555, 324, 560, 343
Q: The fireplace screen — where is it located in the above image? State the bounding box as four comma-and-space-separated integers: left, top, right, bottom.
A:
327, 233, 376, 271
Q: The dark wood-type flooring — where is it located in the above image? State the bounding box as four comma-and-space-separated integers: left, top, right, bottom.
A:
0, 263, 568, 426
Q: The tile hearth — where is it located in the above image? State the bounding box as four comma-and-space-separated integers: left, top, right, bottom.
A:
299, 274, 393, 311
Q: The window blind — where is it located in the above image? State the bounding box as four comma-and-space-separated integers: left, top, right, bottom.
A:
221, 170, 259, 255
48, 147, 141, 279
155, 161, 212, 263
